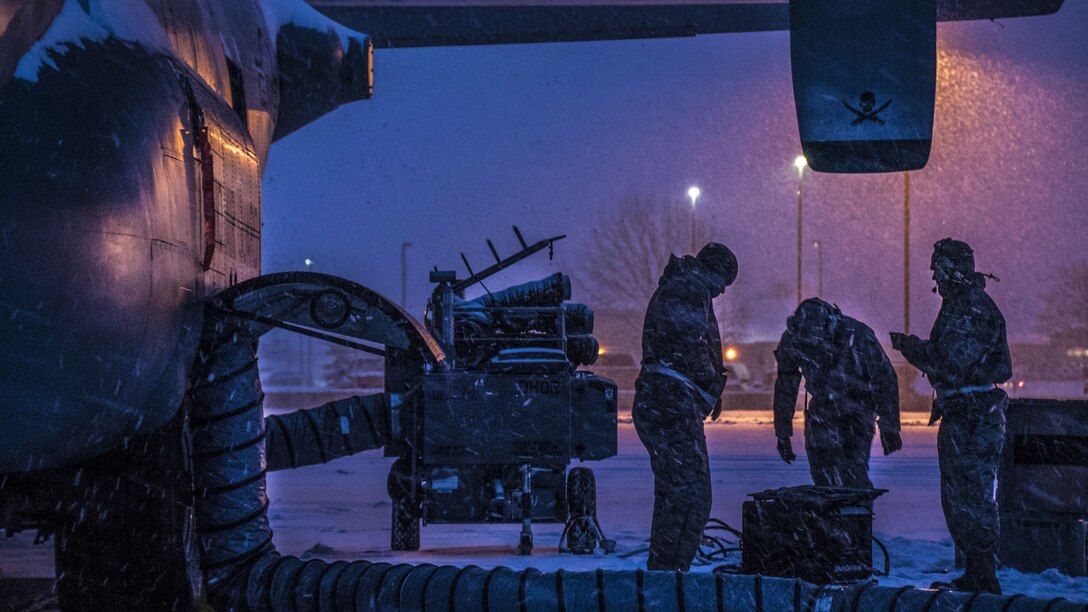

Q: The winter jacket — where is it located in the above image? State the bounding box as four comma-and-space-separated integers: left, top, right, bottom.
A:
899, 274, 1012, 424
638, 255, 727, 414
773, 314, 900, 438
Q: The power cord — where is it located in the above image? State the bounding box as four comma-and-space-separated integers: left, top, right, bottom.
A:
558, 514, 616, 554
871, 535, 891, 576
693, 517, 743, 566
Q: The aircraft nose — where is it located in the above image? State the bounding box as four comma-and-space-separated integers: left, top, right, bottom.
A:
0, 35, 206, 471
0, 212, 156, 471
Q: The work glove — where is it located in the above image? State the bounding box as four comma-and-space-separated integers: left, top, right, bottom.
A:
776, 436, 796, 464
710, 398, 722, 421
879, 430, 903, 456
890, 332, 922, 354
889, 332, 908, 351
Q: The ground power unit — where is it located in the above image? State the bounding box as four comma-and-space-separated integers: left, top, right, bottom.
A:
741, 486, 886, 583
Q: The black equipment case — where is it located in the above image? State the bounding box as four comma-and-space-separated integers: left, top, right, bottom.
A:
741, 486, 886, 583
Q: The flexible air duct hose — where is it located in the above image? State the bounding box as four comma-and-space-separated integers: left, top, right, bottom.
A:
265, 394, 386, 472
189, 313, 274, 608
566, 334, 600, 366
470, 273, 571, 308
189, 310, 1086, 611
563, 303, 594, 335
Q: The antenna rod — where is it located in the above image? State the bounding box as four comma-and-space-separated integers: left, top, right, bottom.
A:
513, 225, 528, 249
452, 233, 566, 294
460, 253, 476, 278
486, 239, 502, 264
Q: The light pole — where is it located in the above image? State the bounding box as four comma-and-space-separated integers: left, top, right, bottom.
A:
401, 242, 413, 310
812, 240, 824, 298
794, 155, 807, 306
687, 186, 701, 254
303, 258, 314, 386
903, 171, 911, 335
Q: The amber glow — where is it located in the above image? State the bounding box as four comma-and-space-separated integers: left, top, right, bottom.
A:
724, 347, 738, 361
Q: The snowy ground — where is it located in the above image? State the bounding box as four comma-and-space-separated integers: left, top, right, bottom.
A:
2, 411, 1086, 602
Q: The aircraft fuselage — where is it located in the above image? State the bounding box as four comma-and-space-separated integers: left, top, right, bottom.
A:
0, 0, 369, 472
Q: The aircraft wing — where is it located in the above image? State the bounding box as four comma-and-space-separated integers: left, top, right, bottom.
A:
308, 0, 1064, 48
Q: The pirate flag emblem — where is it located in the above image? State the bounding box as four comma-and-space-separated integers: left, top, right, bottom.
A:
843, 91, 892, 126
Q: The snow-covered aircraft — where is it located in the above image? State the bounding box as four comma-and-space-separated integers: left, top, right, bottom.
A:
0, 0, 1066, 608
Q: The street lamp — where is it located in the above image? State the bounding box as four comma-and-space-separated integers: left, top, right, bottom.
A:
794, 156, 807, 306
687, 186, 701, 254
303, 258, 314, 386
401, 242, 413, 310
902, 171, 911, 335
812, 240, 824, 298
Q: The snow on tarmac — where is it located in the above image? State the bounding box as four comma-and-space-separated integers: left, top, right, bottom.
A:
1, 412, 1085, 602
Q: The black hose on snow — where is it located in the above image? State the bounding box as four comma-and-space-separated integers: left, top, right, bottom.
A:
264, 394, 386, 472
188, 308, 1087, 612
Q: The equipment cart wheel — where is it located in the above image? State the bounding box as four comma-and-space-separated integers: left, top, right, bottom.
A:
565, 467, 598, 554
391, 498, 421, 551
388, 456, 421, 551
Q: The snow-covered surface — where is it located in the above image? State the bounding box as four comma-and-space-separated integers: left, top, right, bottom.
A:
260, 0, 369, 52
84, 0, 171, 53
2, 413, 1086, 601
11, 0, 372, 87
13, 0, 170, 83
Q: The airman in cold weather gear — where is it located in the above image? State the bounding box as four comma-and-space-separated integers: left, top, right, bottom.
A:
773, 298, 901, 489
633, 242, 737, 571
892, 238, 1012, 595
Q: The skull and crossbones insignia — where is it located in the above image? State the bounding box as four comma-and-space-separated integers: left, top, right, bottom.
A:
843, 91, 892, 125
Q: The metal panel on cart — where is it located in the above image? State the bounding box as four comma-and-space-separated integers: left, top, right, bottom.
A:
998, 398, 1088, 576
421, 371, 571, 465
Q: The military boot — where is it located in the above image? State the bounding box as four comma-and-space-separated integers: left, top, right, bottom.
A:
947, 555, 1001, 594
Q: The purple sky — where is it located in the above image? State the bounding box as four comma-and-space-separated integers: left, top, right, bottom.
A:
261, 4, 1088, 342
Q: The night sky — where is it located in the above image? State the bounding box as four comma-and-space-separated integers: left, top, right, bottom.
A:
261, 3, 1088, 342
